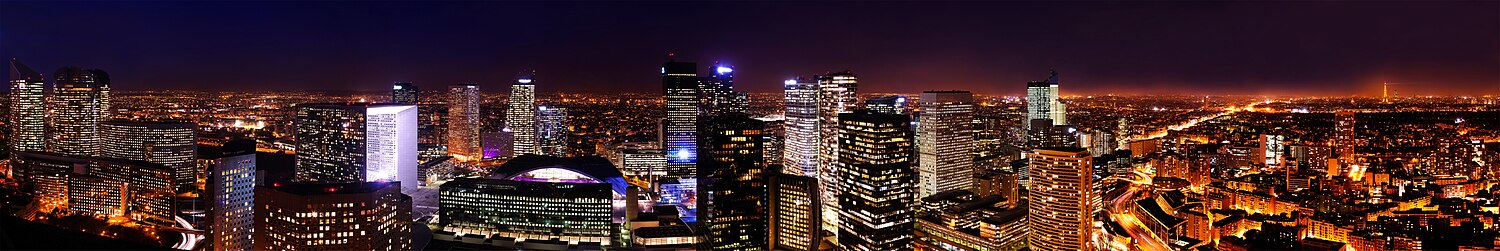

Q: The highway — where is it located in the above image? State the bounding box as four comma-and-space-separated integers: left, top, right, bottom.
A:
1106, 170, 1171, 251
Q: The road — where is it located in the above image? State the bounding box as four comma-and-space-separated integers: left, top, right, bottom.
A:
1106, 170, 1171, 251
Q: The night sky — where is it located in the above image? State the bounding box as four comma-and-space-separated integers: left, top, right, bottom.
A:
2, 1, 1496, 95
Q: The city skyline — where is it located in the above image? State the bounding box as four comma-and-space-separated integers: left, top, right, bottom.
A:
1, 2, 1496, 95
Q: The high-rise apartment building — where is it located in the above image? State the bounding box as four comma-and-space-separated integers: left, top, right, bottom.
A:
662, 60, 699, 177
294, 103, 418, 191
1027, 147, 1093, 251
537, 105, 568, 157
100, 120, 198, 193
447, 83, 482, 159
506, 73, 538, 156
836, 110, 915, 251
698, 113, 767, 250
769, 172, 822, 251
392, 82, 418, 104
48, 67, 103, 156
8, 59, 46, 157
254, 182, 411, 251
208, 140, 256, 251
917, 91, 975, 198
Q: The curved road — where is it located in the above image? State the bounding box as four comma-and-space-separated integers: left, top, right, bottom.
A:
1106, 170, 1170, 251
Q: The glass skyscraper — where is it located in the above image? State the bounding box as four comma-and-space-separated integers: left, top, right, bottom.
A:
209, 140, 256, 251
8, 59, 45, 157
698, 113, 767, 250
254, 182, 411, 251
294, 103, 418, 191
48, 67, 103, 156
536, 105, 567, 156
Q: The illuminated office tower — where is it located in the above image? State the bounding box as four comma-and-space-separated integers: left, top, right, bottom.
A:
208, 140, 256, 251
294, 103, 418, 191
698, 113, 767, 250
9, 59, 45, 157
837, 110, 915, 251
1027, 147, 1092, 251
506, 73, 538, 156
817, 71, 858, 235
100, 120, 197, 193
392, 82, 418, 104
769, 172, 821, 251
865, 95, 906, 115
1264, 134, 1285, 168
417, 103, 449, 162
1085, 130, 1116, 157
1025, 70, 1064, 131
662, 59, 699, 177
254, 182, 411, 251
47, 67, 102, 156
537, 105, 568, 156
90, 69, 111, 120
447, 83, 481, 159
917, 91, 975, 198
700, 64, 746, 117
781, 77, 820, 177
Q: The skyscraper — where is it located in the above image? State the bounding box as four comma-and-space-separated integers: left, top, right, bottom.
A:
208, 140, 256, 251
817, 71, 858, 235
662, 59, 698, 177
836, 110, 915, 251
769, 172, 822, 251
536, 105, 568, 156
89, 69, 111, 120
8, 59, 45, 157
1025, 70, 1065, 131
417, 103, 449, 162
294, 103, 418, 191
917, 91, 975, 198
1335, 111, 1357, 174
254, 182, 411, 251
506, 73, 537, 156
700, 64, 746, 117
392, 82, 418, 104
447, 83, 481, 159
698, 113, 767, 250
1027, 147, 1093, 251
781, 77, 820, 177
47, 67, 102, 156
99, 120, 198, 193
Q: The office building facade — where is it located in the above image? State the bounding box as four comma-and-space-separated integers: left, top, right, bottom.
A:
209, 140, 256, 251
698, 113, 767, 250
769, 173, 822, 251
662, 60, 699, 177
537, 105, 568, 157
392, 82, 418, 104
47, 67, 104, 156
917, 91, 975, 198
100, 120, 198, 193
254, 182, 411, 251
8, 59, 46, 157
295, 103, 418, 191
836, 110, 915, 251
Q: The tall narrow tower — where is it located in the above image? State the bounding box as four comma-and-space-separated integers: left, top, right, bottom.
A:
662, 58, 699, 177
507, 72, 538, 156
837, 110, 915, 251
447, 83, 481, 159
816, 71, 857, 234
8, 59, 46, 157
1027, 147, 1093, 251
